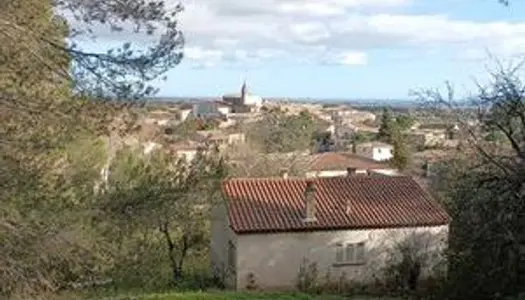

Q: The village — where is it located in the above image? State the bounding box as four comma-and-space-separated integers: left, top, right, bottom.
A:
102, 81, 473, 292
139, 81, 463, 172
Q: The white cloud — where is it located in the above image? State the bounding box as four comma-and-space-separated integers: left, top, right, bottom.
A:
73, 0, 525, 68
184, 47, 224, 68
339, 51, 368, 65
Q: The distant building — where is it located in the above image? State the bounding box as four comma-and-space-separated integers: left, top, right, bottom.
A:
192, 101, 231, 118
301, 152, 398, 177
168, 141, 202, 162
355, 142, 394, 162
222, 80, 262, 113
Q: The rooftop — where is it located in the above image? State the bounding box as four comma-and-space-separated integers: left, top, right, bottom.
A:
241, 152, 392, 174
222, 176, 449, 234
356, 142, 394, 149
308, 152, 389, 171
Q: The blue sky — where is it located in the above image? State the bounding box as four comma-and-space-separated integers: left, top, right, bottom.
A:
78, 0, 525, 100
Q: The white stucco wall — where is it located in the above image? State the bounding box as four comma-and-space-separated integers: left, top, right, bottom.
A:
218, 106, 231, 115
234, 225, 448, 291
372, 147, 393, 161
179, 109, 192, 121
305, 170, 366, 178
244, 94, 263, 107
305, 169, 397, 178
371, 169, 399, 176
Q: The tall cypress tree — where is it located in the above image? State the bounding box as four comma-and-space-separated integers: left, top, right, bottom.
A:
378, 107, 395, 143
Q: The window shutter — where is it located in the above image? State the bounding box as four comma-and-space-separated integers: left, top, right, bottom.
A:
335, 244, 344, 263
345, 244, 355, 262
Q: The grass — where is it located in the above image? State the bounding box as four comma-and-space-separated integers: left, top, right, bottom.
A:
56, 291, 400, 300
107, 292, 395, 300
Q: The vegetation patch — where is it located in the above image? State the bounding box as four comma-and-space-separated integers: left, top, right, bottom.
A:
82, 291, 395, 300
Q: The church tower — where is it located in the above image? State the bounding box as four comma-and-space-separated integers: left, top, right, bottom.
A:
241, 80, 247, 104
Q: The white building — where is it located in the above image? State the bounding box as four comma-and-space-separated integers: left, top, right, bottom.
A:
212, 176, 449, 291
191, 101, 231, 118
355, 142, 394, 162
299, 152, 398, 177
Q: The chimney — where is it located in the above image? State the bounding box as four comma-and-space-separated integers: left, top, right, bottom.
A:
280, 168, 289, 179
347, 167, 357, 176
303, 180, 317, 222
424, 161, 432, 177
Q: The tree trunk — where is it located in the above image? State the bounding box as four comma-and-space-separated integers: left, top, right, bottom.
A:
177, 234, 190, 278
160, 222, 182, 282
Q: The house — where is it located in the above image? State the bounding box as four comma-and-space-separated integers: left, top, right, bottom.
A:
193, 130, 246, 147
211, 176, 449, 291
167, 141, 202, 161
192, 101, 231, 118
300, 152, 398, 177
325, 108, 376, 123
403, 129, 447, 150
235, 152, 398, 178
355, 142, 394, 162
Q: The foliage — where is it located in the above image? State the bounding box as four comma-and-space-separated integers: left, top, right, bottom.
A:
353, 132, 378, 144
382, 232, 445, 298
165, 118, 220, 142
225, 142, 309, 178
418, 62, 525, 300
245, 273, 259, 291
246, 110, 328, 153
390, 128, 411, 170
1, 135, 109, 297
394, 115, 415, 131
2, 0, 184, 294
296, 259, 319, 293
96, 146, 227, 283
377, 108, 395, 143
53, 291, 380, 300
312, 131, 334, 152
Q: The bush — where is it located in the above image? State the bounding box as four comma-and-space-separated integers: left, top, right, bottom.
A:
245, 273, 258, 291
296, 259, 318, 293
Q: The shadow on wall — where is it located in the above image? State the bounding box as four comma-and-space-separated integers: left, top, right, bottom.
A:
236, 226, 447, 296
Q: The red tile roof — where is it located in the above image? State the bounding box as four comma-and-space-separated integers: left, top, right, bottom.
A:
222, 176, 449, 234
306, 152, 390, 171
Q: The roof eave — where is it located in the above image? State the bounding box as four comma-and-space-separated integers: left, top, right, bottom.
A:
231, 221, 450, 235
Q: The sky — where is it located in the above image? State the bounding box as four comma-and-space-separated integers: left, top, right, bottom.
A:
76, 0, 525, 100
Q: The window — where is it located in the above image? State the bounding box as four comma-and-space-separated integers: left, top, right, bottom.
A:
335, 242, 366, 265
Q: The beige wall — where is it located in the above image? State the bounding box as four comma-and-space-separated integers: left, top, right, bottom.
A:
234, 225, 448, 291
305, 169, 397, 178
306, 170, 367, 178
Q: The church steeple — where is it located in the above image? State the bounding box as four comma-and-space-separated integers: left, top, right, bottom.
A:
241, 79, 247, 103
